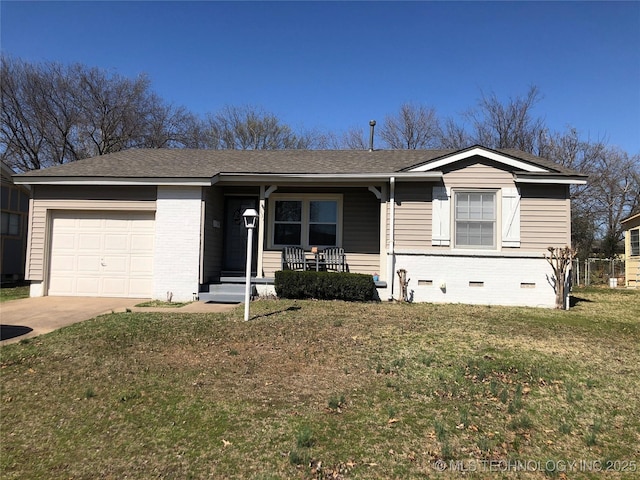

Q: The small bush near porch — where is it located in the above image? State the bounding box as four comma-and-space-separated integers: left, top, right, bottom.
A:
1, 287, 638, 479
275, 270, 376, 301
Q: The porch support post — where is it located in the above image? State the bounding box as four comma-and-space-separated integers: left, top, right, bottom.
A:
257, 186, 266, 278
379, 184, 388, 286
387, 177, 396, 301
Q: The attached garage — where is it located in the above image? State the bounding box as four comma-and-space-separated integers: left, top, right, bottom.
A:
48, 211, 155, 297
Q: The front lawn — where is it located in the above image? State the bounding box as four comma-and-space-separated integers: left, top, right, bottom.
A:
1, 287, 639, 479
0, 285, 29, 302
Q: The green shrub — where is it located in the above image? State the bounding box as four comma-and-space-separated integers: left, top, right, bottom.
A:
274, 270, 376, 302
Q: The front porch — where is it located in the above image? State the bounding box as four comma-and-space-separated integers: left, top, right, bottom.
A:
200, 184, 388, 299
199, 273, 388, 304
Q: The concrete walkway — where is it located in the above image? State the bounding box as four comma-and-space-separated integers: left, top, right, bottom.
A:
0, 297, 238, 346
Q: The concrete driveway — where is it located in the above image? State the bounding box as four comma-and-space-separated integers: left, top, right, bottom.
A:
0, 297, 237, 346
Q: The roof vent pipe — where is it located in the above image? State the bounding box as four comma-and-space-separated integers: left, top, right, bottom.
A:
369, 120, 376, 151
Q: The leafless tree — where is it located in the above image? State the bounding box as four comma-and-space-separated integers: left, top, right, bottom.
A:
1, 57, 81, 170
72, 66, 153, 156
310, 130, 348, 150
465, 85, 546, 153
540, 127, 640, 257
204, 105, 313, 150
439, 117, 472, 149
1, 56, 204, 171
141, 97, 207, 149
340, 127, 369, 150
379, 103, 441, 149
581, 147, 640, 256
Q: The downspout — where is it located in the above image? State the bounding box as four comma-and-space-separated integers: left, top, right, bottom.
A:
199, 191, 206, 286
256, 186, 266, 278
387, 176, 396, 300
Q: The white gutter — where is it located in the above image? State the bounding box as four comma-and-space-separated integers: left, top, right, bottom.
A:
215, 172, 442, 183
514, 176, 587, 185
14, 171, 444, 186
387, 176, 396, 301
13, 177, 211, 186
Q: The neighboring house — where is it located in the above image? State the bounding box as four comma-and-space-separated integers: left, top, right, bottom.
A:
1, 161, 30, 282
13, 145, 587, 308
621, 212, 640, 288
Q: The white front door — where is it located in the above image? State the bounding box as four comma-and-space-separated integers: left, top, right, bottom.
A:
48, 211, 155, 297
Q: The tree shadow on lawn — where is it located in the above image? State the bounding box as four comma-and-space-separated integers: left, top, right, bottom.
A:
0, 325, 33, 341
250, 305, 301, 320
569, 295, 593, 308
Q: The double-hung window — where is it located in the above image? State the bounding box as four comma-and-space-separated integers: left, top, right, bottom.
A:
273, 200, 302, 246
271, 195, 341, 248
1, 212, 21, 236
454, 191, 496, 249
631, 228, 639, 257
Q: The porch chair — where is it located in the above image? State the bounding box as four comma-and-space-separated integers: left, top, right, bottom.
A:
281, 246, 308, 271
322, 247, 346, 272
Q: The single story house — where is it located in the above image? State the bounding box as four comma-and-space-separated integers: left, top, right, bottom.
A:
1, 161, 30, 282
13, 145, 587, 308
621, 212, 640, 288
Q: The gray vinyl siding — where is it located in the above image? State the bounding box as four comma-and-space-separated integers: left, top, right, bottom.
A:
391, 162, 570, 254
261, 186, 381, 276
261, 250, 379, 277
342, 189, 380, 253
392, 162, 514, 251
262, 250, 281, 277
264, 186, 380, 254
442, 158, 515, 188
33, 185, 157, 201
520, 184, 571, 250
25, 185, 157, 281
393, 183, 432, 250
25, 198, 43, 280
342, 252, 380, 275
202, 186, 224, 283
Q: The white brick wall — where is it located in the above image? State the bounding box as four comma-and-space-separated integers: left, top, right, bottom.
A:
392, 254, 557, 308
153, 186, 202, 302
30, 281, 45, 297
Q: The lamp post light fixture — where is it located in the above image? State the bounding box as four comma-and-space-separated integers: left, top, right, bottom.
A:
242, 208, 259, 321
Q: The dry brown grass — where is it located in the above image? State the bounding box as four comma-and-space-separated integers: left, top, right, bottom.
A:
1, 287, 638, 479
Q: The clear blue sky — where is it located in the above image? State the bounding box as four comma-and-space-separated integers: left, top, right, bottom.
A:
2, 1, 639, 153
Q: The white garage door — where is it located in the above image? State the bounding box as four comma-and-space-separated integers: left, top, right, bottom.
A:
48, 211, 155, 297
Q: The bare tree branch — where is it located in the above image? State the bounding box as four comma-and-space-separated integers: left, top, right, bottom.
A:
379, 103, 441, 149
465, 85, 546, 153
204, 105, 312, 150
1, 55, 206, 170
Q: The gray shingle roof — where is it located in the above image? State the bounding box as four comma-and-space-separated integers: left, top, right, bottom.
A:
14, 146, 584, 179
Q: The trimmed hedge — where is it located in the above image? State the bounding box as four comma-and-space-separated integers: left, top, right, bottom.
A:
274, 270, 376, 302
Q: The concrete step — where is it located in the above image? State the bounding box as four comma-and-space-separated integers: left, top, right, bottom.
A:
208, 283, 246, 294
200, 282, 258, 304
198, 292, 244, 304
219, 276, 275, 284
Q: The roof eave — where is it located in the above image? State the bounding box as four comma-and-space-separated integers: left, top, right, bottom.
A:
214, 172, 443, 184
513, 173, 588, 185
404, 145, 551, 173
12, 176, 213, 186
621, 212, 640, 226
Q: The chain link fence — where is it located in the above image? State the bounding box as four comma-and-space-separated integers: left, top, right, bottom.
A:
571, 258, 625, 287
